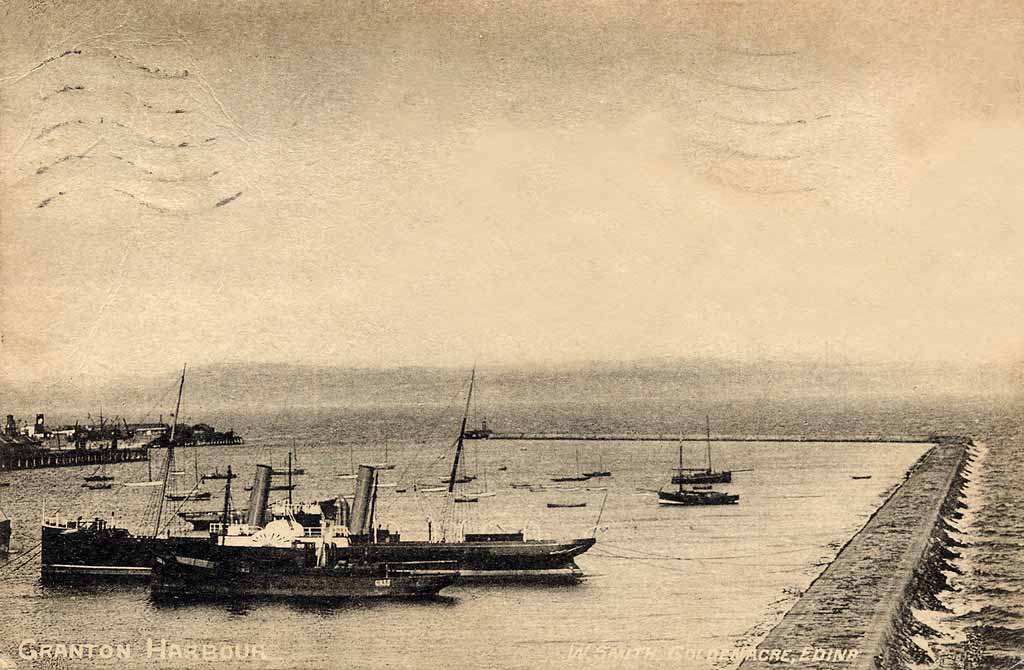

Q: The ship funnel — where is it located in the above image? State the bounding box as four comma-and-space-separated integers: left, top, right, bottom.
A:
335, 496, 350, 527
348, 464, 379, 536
246, 464, 273, 528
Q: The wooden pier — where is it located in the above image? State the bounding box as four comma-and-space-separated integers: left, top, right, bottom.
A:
0, 447, 149, 472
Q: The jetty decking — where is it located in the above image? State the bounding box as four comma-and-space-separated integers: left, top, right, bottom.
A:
0, 447, 149, 471
738, 439, 968, 669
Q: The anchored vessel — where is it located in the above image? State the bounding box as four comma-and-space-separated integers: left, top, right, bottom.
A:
151, 466, 458, 601
463, 418, 493, 440
657, 487, 739, 506
41, 366, 596, 585
583, 450, 611, 478
152, 551, 458, 601
551, 448, 592, 483
671, 415, 733, 485
82, 463, 115, 483
658, 426, 739, 506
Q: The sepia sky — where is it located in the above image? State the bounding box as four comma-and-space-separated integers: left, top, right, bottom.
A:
2, 0, 1023, 383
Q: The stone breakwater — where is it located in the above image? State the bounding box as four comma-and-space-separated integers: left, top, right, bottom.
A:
739, 437, 971, 670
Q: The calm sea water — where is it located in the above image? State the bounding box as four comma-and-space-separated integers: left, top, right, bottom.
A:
0, 396, 1020, 669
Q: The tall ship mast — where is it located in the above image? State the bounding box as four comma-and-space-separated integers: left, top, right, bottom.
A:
671, 414, 733, 485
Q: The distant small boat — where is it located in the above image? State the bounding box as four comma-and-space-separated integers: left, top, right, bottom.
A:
81, 482, 113, 490
418, 486, 447, 493
441, 475, 476, 484
455, 495, 479, 503
463, 418, 493, 440
270, 484, 297, 492
83, 463, 114, 482
166, 490, 212, 501
509, 483, 532, 489
583, 450, 611, 478
122, 481, 162, 488
551, 449, 591, 482
851, 475, 872, 480
0, 483, 10, 489
497, 466, 508, 472
547, 502, 587, 509
395, 488, 407, 493
204, 469, 239, 480
336, 473, 357, 479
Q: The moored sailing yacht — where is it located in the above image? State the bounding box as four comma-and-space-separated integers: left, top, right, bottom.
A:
551, 448, 591, 483
583, 450, 611, 478
658, 433, 739, 506
165, 440, 211, 501
671, 415, 733, 485
124, 454, 162, 488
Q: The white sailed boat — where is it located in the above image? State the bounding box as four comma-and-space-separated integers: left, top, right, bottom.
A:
124, 451, 162, 487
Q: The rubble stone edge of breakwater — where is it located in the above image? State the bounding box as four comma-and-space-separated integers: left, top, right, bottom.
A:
738, 436, 972, 670
881, 437, 973, 670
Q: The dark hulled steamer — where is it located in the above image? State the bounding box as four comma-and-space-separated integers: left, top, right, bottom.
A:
40, 366, 596, 585
150, 466, 459, 601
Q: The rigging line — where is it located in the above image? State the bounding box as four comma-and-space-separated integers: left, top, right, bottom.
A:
587, 550, 705, 577
0, 545, 45, 576
158, 493, 202, 537
387, 378, 468, 485
138, 373, 183, 422
598, 541, 821, 562
592, 490, 610, 537
382, 372, 476, 519
0, 542, 44, 571
378, 435, 458, 517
